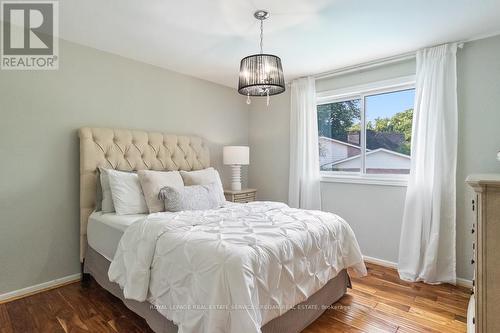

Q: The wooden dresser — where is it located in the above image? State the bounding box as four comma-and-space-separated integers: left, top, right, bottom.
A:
466, 174, 500, 333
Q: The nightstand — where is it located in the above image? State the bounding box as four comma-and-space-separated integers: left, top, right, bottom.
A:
224, 188, 257, 203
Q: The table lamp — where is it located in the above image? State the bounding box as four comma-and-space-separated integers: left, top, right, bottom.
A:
223, 146, 249, 191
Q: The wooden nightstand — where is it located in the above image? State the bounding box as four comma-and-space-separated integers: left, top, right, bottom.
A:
224, 188, 257, 203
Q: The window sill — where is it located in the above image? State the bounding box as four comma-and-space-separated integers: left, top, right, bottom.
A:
320, 174, 408, 187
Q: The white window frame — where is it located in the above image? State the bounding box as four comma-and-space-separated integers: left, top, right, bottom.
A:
317, 75, 415, 187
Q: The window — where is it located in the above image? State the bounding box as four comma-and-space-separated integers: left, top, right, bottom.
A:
317, 98, 362, 172
317, 76, 415, 183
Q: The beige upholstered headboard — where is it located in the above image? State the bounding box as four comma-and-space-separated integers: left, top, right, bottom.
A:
79, 127, 210, 262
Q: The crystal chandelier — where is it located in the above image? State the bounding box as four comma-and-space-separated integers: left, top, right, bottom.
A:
238, 10, 285, 105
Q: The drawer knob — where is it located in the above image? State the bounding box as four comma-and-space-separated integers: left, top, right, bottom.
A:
471, 228, 475, 234
471, 259, 475, 265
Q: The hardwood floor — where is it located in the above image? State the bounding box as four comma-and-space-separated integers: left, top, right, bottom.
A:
1, 263, 471, 333
303, 263, 471, 333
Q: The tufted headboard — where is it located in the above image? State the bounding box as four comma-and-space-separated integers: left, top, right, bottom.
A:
79, 127, 210, 262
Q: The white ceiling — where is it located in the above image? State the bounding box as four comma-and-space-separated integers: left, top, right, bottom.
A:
60, 0, 500, 89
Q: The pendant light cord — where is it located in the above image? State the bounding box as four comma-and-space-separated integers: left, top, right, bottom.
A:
260, 19, 264, 54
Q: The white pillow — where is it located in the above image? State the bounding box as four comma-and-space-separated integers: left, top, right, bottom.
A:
99, 167, 115, 213
106, 169, 148, 215
179, 167, 225, 206
138, 170, 184, 213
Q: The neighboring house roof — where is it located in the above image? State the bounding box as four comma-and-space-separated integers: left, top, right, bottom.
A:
365, 130, 405, 151
319, 136, 361, 150
324, 148, 410, 168
319, 136, 364, 166
319, 136, 364, 167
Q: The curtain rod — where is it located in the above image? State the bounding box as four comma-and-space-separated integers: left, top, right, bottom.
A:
313, 42, 464, 81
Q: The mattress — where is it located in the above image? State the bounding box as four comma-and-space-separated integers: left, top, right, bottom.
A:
87, 211, 147, 261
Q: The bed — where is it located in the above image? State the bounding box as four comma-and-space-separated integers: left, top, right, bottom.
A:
79, 127, 366, 333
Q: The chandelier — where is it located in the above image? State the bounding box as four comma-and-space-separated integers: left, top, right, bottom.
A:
238, 10, 285, 105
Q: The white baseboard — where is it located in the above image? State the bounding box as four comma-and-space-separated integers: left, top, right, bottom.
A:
0, 273, 81, 303
456, 277, 473, 288
363, 255, 398, 269
363, 255, 473, 288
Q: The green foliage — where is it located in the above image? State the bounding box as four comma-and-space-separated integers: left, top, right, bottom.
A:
317, 100, 360, 141
398, 142, 411, 155
369, 109, 413, 155
372, 109, 413, 140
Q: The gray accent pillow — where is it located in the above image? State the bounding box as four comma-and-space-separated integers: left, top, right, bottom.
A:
158, 183, 220, 212
98, 168, 136, 213
99, 167, 115, 213
95, 168, 103, 211
179, 168, 225, 206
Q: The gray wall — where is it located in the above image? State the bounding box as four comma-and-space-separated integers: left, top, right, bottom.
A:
456, 35, 500, 279
249, 35, 500, 280
0, 39, 249, 294
320, 183, 406, 263
248, 92, 291, 203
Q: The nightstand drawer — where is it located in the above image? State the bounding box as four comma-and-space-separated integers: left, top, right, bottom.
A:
234, 193, 255, 200
224, 189, 257, 203
234, 198, 253, 203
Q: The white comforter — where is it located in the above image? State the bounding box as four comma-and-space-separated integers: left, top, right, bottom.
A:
108, 201, 366, 333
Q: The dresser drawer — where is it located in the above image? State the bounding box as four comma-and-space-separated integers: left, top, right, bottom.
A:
466, 175, 500, 333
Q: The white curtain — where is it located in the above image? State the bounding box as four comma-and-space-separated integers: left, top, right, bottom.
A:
289, 77, 322, 210
398, 43, 458, 284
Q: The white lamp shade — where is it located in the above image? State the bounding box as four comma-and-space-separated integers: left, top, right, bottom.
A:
223, 146, 249, 165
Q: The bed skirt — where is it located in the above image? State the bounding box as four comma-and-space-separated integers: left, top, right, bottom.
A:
84, 245, 350, 333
